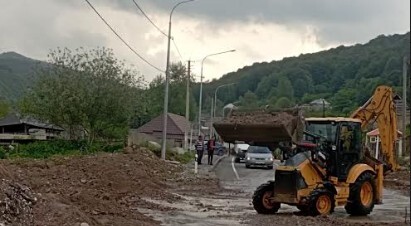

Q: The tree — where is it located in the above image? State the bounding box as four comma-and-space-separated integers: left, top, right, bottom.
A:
0, 98, 9, 117
239, 91, 259, 109
277, 76, 294, 99
19, 47, 141, 143
275, 97, 292, 109
141, 62, 197, 123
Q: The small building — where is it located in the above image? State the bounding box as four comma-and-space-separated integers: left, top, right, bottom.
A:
393, 94, 410, 129
365, 128, 403, 160
128, 113, 190, 148
309, 98, 331, 111
0, 113, 64, 144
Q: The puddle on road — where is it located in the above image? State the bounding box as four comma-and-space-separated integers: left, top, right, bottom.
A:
137, 193, 254, 226
138, 189, 410, 226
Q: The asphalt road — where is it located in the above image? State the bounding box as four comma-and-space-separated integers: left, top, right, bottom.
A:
215, 156, 411, 223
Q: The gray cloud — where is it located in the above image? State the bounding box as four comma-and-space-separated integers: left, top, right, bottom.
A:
107, 0, 410, 45
0, 0, 409, 81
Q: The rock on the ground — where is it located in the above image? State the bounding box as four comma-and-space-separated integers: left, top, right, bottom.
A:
0, 179, 36, 225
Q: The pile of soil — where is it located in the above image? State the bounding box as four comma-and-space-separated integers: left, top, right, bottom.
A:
384, 169, 410, 196
225, 109, 300, 126
214, 108, 304, 143
0, 180, 36, 225
0, 147, 184, 226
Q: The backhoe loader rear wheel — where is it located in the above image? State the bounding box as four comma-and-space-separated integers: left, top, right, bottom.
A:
252, 181, 280, 214
307, 189, 335, 216
345, 172, 376, 216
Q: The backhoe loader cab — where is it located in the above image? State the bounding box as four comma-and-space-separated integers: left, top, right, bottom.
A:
252, 117, 383, 216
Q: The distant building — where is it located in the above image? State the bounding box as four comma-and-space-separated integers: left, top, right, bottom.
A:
0, 113, 64, 145
128, 113, 191, 148
393, 94, 410, 130
308, 98, 331, 111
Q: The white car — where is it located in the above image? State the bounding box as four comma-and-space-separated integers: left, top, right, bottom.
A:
234, 143, 250, 162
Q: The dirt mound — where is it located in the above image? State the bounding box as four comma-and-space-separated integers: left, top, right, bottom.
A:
1, 147, 184, 226
0, 164, 11, 179
0, 180, 36, 225
226, 108, 299, 125
384, 169, 410, 196
214, 108, 304, 143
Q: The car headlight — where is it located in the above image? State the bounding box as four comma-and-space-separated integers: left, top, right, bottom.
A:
268, 157, 273, 161
246, 156, 251, 160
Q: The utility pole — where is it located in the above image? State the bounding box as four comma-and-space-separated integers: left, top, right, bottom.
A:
184, 60, 191, 150
210, 98, 214, 138
401, 56, 409, 157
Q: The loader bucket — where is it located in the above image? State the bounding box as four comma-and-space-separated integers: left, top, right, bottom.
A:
213, 108, 304, 144
213, 123, 293, 143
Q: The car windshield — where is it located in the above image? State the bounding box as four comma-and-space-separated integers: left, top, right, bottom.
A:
247, 146, 271, 154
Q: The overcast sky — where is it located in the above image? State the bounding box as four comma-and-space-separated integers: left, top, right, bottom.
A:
0, 0, 409, 82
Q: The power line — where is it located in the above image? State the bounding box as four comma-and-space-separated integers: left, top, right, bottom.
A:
131, 0, 184, 61
84, 0, 164, 73
172, 38, 183, 61
131, 0, 167, 37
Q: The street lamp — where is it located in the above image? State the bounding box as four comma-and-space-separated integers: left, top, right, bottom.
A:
211, 83, 236, 136
198, 49, 236, 135
161, 0, 194, 160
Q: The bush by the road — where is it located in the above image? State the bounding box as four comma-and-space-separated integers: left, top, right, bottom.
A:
4, 140, 124, 159
139, 141, 195, 164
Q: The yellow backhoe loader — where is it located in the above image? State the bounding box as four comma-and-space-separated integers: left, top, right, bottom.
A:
214, 85, 398, 216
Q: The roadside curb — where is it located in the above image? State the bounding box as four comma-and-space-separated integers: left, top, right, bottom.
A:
208, 155, 226, 172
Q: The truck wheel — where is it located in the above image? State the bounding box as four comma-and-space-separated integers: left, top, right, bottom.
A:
252, 181, 280, 214
345, 172, 376, 216
218, 150, 224, 156
308, 189, 335, 216
296, 205, 308, 213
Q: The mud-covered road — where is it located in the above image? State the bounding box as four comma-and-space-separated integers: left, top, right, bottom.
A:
143, 156, 410, 226
217, 157, 410, 225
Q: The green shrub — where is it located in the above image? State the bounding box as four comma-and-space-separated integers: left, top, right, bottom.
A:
0, 146, 6, 159
7, 140, 124, 159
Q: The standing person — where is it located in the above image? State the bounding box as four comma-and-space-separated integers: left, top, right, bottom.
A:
207, 136, 216, 165
195, 135, 205, 165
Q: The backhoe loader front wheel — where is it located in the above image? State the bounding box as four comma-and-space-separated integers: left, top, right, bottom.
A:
345, 172, 376, 216
252, 181, 280, 214
307, 189, 335, 216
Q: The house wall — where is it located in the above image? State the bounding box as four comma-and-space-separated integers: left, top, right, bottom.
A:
127, 129, 185, 148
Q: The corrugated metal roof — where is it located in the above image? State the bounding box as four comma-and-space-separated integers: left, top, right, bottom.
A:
0, 113, 64, 131
136, 113, 189, 135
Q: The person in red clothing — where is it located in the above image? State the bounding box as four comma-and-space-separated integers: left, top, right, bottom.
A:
207, 136, 216, 165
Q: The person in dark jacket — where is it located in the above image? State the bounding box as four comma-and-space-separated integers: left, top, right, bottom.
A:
207, 136, 216, 165
195, 135, 205, 165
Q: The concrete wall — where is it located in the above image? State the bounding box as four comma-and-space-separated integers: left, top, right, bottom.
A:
127, 129, 182, 147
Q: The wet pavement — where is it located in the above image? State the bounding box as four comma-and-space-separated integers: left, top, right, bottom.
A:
138, 155, 410, 225
216, 157, 411, 223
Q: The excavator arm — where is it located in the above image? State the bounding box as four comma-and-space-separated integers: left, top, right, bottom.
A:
350, 85, 398, 171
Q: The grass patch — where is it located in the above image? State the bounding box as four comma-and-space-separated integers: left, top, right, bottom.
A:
139, 141, 195, 164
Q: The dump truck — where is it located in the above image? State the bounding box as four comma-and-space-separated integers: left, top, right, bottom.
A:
213, 85, 398, 216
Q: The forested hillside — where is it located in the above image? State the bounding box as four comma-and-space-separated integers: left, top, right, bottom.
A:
0, 52, 45, 101
0, 32, 409, 122
195, 32, 410, 116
